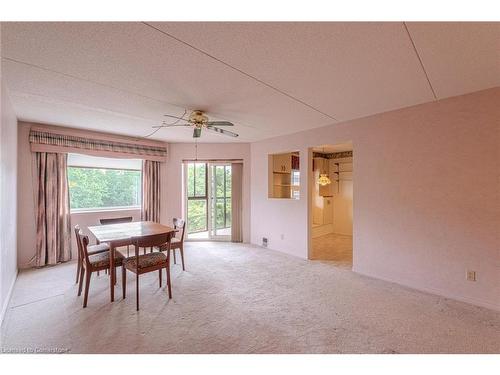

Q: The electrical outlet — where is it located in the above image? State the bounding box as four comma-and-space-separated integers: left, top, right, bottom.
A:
466, 270, 476, 282
262, 237, 268, 247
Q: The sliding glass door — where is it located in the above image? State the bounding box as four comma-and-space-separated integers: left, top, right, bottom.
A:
185, 162, 232, 241
210, 163, 232, 240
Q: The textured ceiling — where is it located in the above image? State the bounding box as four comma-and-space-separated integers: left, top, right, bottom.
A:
1, 22, 498, 143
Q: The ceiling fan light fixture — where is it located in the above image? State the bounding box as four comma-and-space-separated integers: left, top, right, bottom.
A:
318, 173, 332, 186
152, 110, 239, 139
193, 127, 202, 138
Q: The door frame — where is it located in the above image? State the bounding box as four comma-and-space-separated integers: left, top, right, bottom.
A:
307, 143, 354, 264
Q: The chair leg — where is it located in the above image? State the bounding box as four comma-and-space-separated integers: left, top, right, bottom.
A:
83, 270, 91, 308
159, 269, 162, 288
136, 273, 140, 311
180, 244, 185, 271
76, 256, 81, 284
127, 245, 130, 258
114, 266, 117, 285
122, 267, 126, 299
97, 270, 100, 276
78, 267, 85, 296
173, 248, 177, 264
166, 265, 172, 299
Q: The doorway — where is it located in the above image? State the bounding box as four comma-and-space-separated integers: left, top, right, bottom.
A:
184, 162, 232, 241
309, 143, 353, 268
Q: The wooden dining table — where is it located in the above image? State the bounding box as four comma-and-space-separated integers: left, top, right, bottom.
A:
88, 221, 176, 302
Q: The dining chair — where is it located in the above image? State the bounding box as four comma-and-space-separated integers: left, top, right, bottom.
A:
74, 224, 109, 284
155, 218, 186, 271
99, 216, 133, 257
122, 233, 172, 311
77, 230, 125, 308
170, 218, 186, 270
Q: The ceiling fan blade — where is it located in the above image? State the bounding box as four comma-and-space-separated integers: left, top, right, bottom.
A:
205, 121, 234, 127
193, 128, 202, 138
206, 125, 239, 137
163, 113, 187, 121
153, 123, 191, 128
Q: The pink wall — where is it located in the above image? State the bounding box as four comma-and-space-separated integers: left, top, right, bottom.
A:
16, 123, 36, 268
1, 82, 18, 323
250, 88, 500, 310
164, 142, 251, 243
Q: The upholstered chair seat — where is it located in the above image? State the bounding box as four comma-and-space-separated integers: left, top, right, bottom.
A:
88, 251, 125, 268
123, 252, 167, 270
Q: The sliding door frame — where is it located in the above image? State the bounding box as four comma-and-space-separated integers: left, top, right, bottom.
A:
183, 161, 232, 242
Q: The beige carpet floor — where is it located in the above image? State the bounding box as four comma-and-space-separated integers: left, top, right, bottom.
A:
1, 242, 499, 354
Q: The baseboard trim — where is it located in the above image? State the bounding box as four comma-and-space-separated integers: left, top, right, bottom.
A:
353, 267, 500, 312
0, 269, 18, 327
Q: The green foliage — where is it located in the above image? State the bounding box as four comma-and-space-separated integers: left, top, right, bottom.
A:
187, 163, 206, 198
186, 163, 232, 234
187, 199, 207, 233
68, 167, 141, 209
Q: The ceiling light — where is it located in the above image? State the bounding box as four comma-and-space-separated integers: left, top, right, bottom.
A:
318, 173, 331, 186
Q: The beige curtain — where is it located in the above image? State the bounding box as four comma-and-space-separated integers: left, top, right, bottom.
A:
34, 152, 72, 266
142, 160, 161, 222
231, 163, 243, 242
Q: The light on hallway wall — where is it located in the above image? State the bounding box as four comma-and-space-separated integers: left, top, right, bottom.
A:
317, 147, 331, 186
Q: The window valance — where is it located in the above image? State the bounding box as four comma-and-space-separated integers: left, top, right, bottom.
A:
29, 125, 168, 162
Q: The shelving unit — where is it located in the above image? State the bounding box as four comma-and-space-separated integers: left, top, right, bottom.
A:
269, 152, 300, 199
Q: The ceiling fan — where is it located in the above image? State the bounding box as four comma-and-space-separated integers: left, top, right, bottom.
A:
152, 110, 239, 138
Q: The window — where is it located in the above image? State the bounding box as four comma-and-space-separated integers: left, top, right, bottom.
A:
214, 165, 231, 230
67, 154, 142, 211
186, 163, 208, 233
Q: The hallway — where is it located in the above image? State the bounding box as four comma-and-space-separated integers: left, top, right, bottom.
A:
311, 233, 353, 268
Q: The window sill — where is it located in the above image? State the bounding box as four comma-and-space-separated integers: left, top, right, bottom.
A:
71, 206, 141, 215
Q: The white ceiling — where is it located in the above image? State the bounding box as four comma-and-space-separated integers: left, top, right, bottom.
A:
1, 22, 498, 143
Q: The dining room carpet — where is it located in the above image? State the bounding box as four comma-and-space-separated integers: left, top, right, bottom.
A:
1, 242, 499, 354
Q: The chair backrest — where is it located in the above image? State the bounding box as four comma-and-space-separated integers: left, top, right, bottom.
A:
99, 216, 133, 225
76, 230, 92, 267
173, 218, 186, 242
132, 232, 172, 249
74, 224, 83, 259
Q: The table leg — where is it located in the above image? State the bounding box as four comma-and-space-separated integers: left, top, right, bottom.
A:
110, 243, 115, 302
